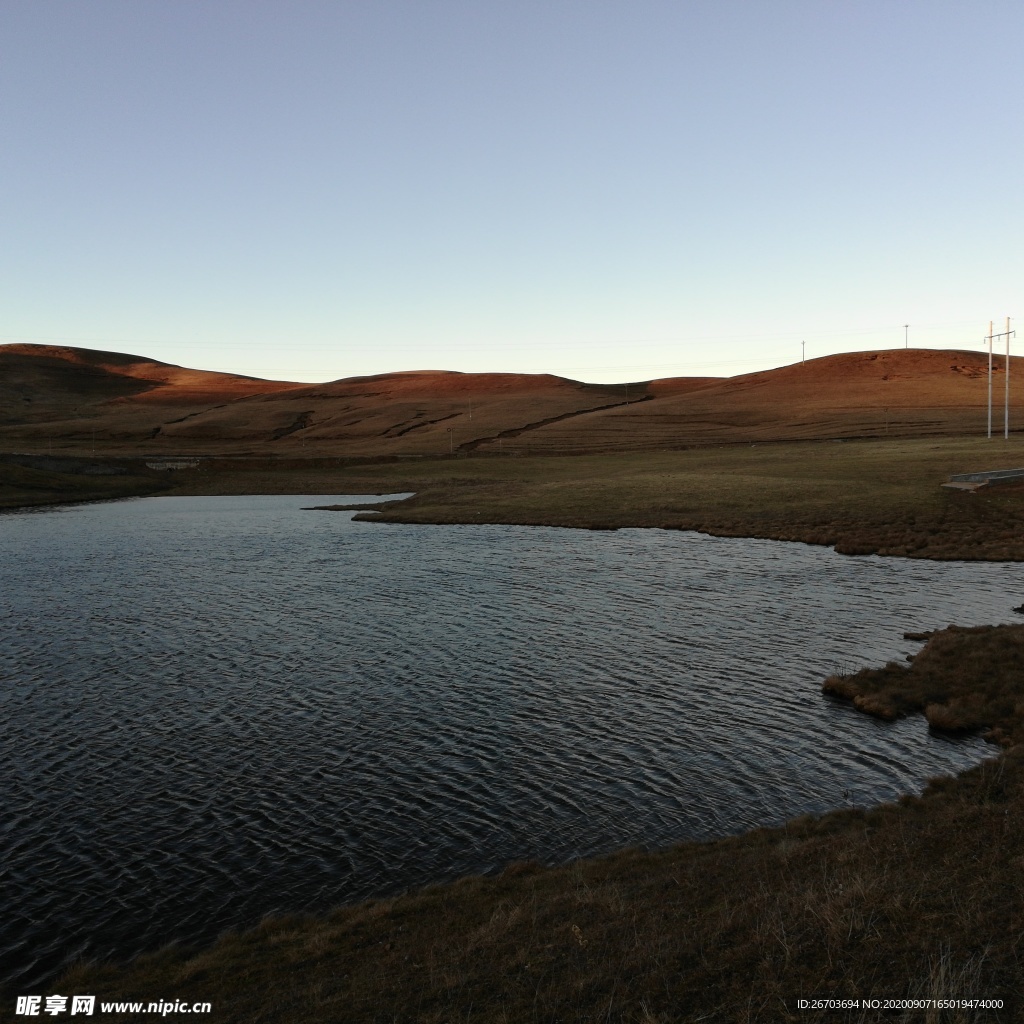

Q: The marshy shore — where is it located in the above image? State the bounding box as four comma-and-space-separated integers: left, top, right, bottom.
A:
7, 436, 1024, 561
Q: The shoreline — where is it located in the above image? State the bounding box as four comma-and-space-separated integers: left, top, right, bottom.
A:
36, 625, 1024, 1020
9, 436, 1024, 561
10, 484, 1024, 565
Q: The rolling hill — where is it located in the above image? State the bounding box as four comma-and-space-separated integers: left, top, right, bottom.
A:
1, 343, 1020, 457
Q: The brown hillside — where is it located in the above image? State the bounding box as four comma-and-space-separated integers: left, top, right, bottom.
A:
483, 348, 1024, 453
151, 369, 639, 455
0, 346, 648, 455
0, 344, 303, 446
2, 344, 1020, 457
1, 343, 299, 403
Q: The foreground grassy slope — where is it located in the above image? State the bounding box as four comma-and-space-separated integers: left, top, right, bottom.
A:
58, 625, 1024, 1022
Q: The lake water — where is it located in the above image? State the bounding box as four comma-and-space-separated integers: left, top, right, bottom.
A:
1, 494, 1020, 987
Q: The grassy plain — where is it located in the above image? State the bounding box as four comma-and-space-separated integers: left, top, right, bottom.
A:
154, 435, 1024, 561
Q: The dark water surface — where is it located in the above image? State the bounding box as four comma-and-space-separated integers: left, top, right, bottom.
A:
1, 495, 1019, 987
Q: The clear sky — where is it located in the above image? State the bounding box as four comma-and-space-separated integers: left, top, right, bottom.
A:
2, 1, 1021, 384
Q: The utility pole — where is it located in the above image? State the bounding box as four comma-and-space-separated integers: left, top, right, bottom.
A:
985, 318, 1014, 439
801, 340, 805, 364
988, 321, 994, 439
904, 324, 909, 349
1005, 316, 1013, 440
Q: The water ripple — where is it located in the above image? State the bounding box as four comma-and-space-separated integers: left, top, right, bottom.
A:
0, 494, 1019, 987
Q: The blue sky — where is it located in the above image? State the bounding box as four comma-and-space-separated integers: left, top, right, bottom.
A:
2, 1, 1021, 383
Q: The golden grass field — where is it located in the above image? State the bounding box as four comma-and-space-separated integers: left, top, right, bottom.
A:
5, 343, 1024, 1020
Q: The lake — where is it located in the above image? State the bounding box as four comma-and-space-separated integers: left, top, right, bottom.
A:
1, 494, 1018, 987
